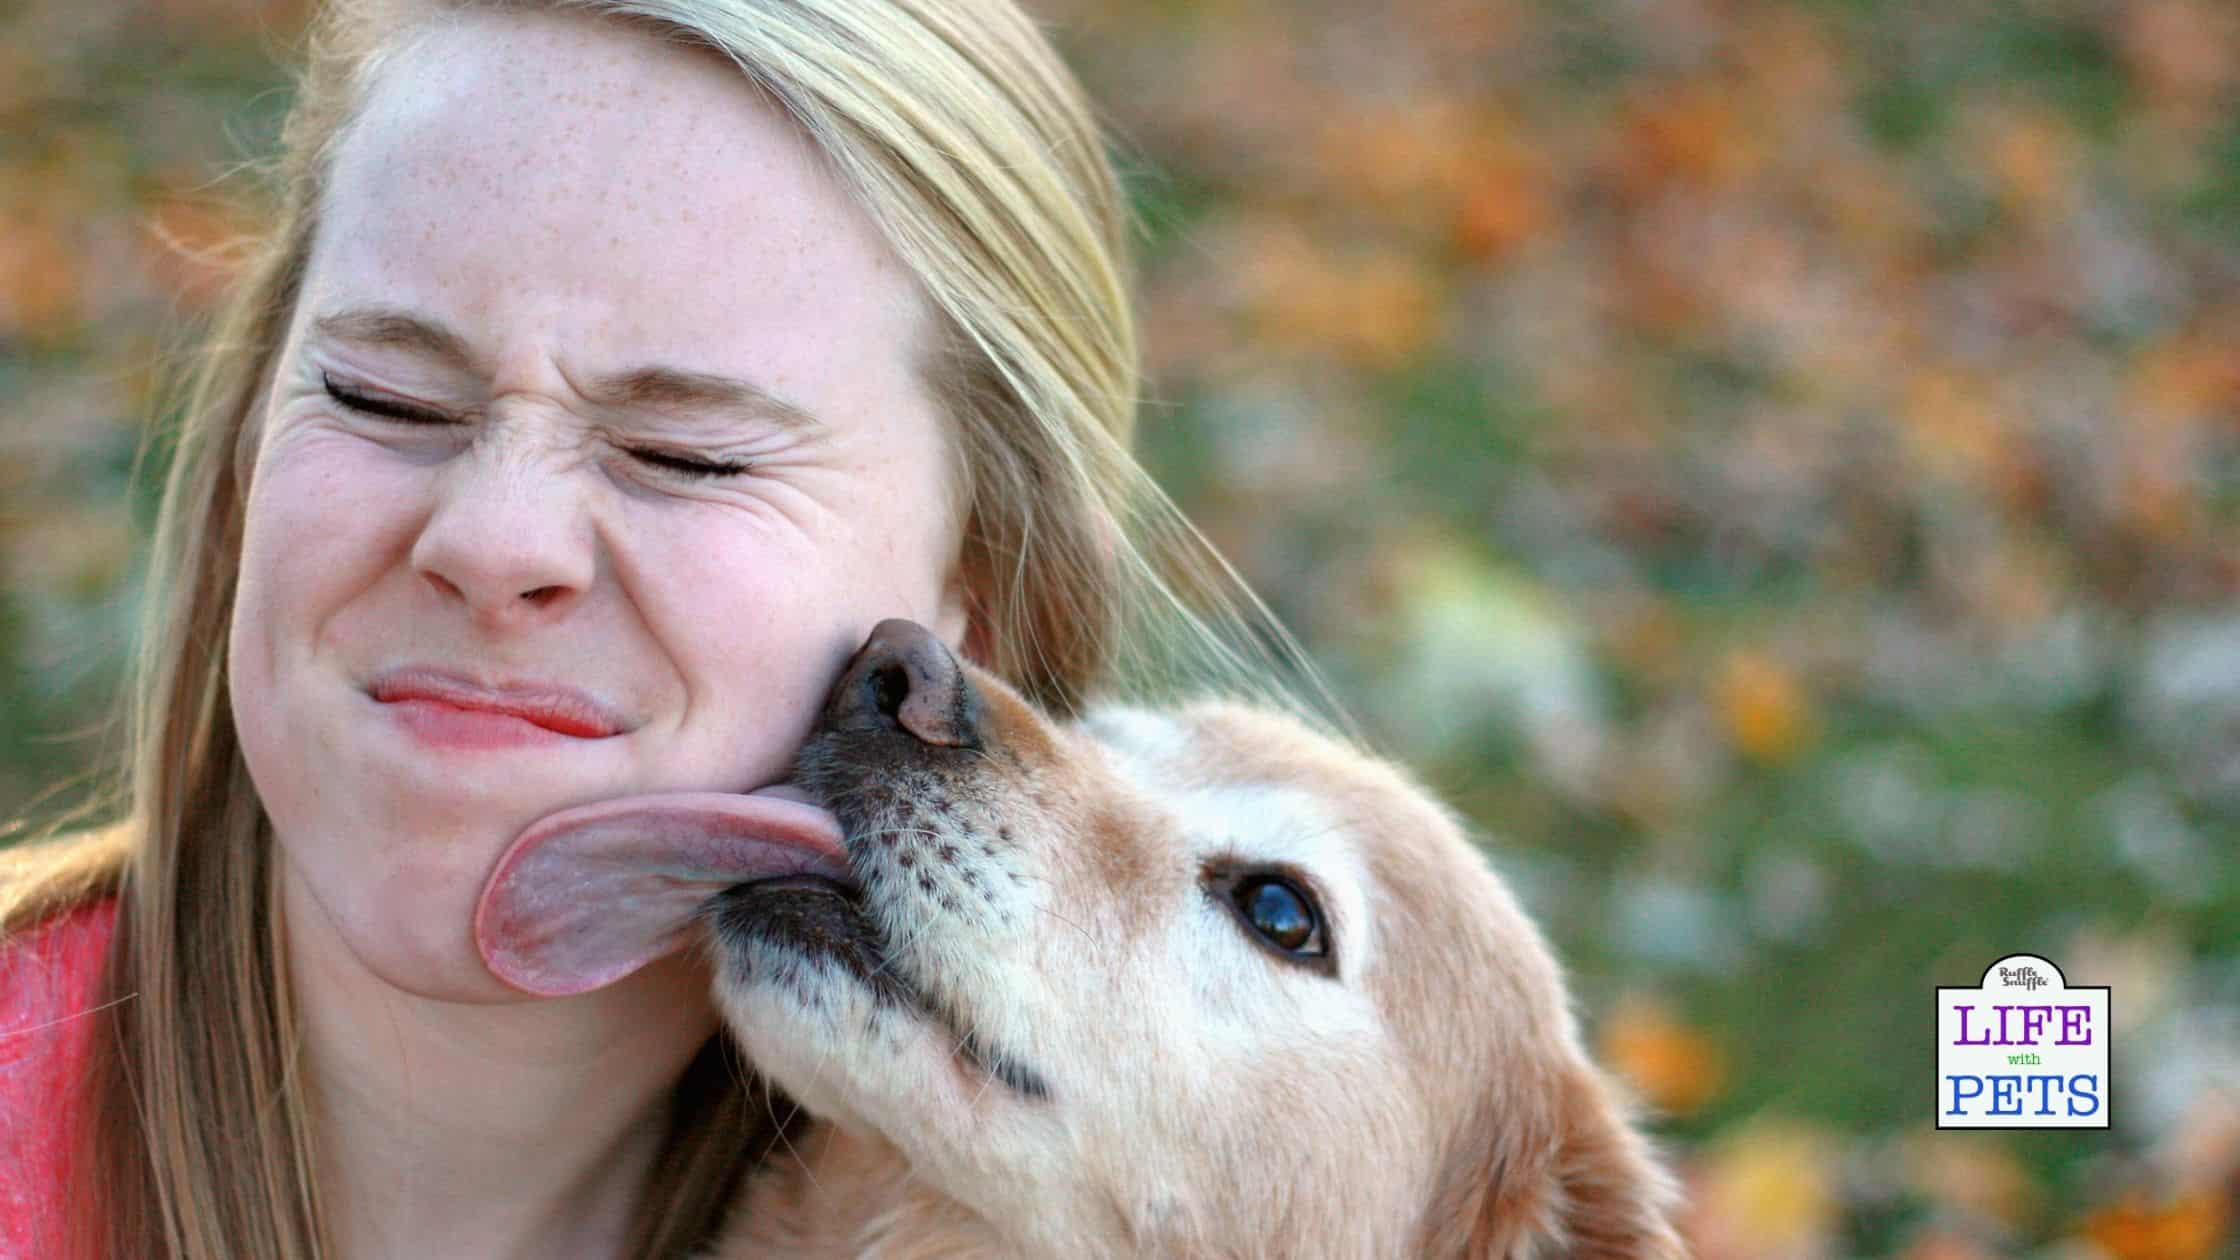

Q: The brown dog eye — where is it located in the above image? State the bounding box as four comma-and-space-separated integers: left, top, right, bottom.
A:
1234, 876, 1324, 957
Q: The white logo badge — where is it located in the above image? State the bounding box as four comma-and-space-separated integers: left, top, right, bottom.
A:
1938, 954, 2109, 1129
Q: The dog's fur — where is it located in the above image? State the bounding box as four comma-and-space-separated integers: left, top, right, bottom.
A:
705, 666, 1684, 1258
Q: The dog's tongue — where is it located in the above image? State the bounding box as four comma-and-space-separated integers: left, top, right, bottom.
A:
475, 786, 846, 997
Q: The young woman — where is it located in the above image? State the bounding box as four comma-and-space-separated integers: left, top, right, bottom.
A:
0, 1, 1305, 1254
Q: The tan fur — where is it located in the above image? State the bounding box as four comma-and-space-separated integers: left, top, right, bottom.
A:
712, 682, 1686, 1258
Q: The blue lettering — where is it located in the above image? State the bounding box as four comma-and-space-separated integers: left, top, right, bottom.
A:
1989, 1075, 2023, 1115
1946, 1074, 1984, 1115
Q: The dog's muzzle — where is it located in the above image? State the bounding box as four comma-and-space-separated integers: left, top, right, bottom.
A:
819, 617, 985, 751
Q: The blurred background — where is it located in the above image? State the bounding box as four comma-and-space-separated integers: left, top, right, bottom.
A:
2, 0, 2235, 1256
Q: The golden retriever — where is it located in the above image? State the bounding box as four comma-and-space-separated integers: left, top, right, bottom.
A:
477, 620, 1684, 1258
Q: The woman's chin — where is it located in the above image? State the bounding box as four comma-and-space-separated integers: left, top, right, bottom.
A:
274, 844, 523, 1003
277, 849, 723, 1017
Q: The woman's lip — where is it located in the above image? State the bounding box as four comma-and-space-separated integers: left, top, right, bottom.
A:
366, 667, 629, 738
381, 699, 582, 749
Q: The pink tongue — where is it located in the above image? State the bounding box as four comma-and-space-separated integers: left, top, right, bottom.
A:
474, 787, 847, 997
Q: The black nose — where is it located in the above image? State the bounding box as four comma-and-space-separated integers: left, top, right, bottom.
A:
822, 619, 983, 749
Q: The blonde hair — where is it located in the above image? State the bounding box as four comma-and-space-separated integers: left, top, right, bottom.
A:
1, 0, 1333, 1255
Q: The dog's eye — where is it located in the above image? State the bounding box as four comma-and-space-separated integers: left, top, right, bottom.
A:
1233, 876, 1325, 959
1204, 863, 1336, 976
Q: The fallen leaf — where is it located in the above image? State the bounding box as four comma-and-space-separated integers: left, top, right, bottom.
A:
1686, 1120, 1842, 1260
1599, 992, 1729, 1116
1716, 651, 1817, 765
2078, 1191, 2230, 1260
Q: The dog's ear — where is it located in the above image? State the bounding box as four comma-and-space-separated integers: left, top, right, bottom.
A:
1434, 1063, 1687, 1259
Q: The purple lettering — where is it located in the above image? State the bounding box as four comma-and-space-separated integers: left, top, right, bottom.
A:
1953, 1005, 1989, 1045
2057, 1005, 2093, 1045
2018, 1006, 2051, 1043
1993, 1004, 2035, 1044
1958, 1003, 2100, 1047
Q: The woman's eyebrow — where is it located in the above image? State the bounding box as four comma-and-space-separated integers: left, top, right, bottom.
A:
308, 305, 822, 431
583, 365, 821, 432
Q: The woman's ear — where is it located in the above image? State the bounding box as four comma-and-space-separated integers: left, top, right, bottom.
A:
934, 555, 994, 669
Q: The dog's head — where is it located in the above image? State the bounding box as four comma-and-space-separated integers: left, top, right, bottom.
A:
699, 620, 1683, 1257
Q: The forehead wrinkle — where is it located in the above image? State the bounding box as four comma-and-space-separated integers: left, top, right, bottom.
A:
313, 13, 934, 437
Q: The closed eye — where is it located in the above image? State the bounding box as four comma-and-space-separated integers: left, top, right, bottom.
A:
626, 448, 754, 478
321, 372, 754, 478
323, 373, 449, 426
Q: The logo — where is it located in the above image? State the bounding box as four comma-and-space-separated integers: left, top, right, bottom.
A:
1938, 954, 2109, 1129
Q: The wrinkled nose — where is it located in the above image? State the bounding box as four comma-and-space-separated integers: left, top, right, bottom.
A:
822, 618, 983, 749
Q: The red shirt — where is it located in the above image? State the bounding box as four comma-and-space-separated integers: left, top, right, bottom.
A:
0, 898, 116, 1259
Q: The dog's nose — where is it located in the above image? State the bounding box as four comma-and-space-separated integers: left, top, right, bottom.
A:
823, 618, 983, 749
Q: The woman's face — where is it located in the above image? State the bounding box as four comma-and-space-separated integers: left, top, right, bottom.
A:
228, 10, 969, 1001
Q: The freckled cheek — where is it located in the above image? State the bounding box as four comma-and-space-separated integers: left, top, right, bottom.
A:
847, 459, 965, 613
642, 526, 834, 732
779, 455, 943, 603
253, 433, 426, 538
240, 440, 427, 650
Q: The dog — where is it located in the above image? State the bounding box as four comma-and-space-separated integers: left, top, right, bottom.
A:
477, 620, 1684, 1258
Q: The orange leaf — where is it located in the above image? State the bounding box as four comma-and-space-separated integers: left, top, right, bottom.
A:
1716, 651, 1816, 765
0, 212, 86, 341
1901, 369, 2012, 483
1599, 993, 1728, 1117
2079, 1191, 2230, 1260
1619, 82, 1759, 195
1453, 161, 1548, 265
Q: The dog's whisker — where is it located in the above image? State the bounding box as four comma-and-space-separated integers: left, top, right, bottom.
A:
1025, 900, 1094, 949
766, 1096, 821, 1188
944, 742, 999, 771
962, 1039, 1000, 1112
933, 999, 1004, 1111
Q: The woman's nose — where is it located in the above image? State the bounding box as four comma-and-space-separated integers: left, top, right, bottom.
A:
409, 453, 596, 632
